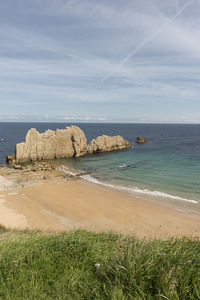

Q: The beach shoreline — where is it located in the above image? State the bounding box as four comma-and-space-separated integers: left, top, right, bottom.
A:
0, 166, 199, 239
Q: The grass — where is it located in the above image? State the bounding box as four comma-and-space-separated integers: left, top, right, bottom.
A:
0, 228, 199, 299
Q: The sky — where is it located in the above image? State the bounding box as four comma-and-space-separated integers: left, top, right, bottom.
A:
0, 0, 200, 123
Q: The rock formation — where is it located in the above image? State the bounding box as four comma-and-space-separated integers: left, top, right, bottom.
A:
14, 125, 87, 163
87, 135, 131, 154
7, 125, 131, 164
135, 136, 148, 144
6, 155, 15, 164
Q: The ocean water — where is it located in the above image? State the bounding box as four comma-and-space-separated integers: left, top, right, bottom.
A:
0, 122, 200, 208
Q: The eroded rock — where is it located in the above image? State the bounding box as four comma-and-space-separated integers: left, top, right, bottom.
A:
6, 155, 16, 165
87, 135, 131, 154
135, 136, 148, 144
7, 125, 131, 164
14, 125, 87, 163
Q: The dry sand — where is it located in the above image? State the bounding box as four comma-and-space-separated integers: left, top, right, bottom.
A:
0, 175, 200, 239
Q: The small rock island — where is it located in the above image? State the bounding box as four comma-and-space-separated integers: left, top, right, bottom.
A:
7, 125, 131, 164
135, 136, 148, 144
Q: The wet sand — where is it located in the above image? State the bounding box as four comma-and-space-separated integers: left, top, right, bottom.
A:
0, 176, 200, 239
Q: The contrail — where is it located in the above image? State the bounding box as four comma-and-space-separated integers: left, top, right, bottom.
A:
101, 0, 193, 83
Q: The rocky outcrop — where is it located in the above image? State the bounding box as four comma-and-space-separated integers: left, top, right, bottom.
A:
6, 155, 15, 164
70, 125, 87, 157
7, 125, 131, 164
87, 135, 131, 154
14, 125, 87, 163
135, 136, 148, 144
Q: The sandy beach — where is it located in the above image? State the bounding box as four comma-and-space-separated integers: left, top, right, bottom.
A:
0, 168, 199, 239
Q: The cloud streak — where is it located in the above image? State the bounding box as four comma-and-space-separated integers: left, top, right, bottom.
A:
101, 0, 194, 82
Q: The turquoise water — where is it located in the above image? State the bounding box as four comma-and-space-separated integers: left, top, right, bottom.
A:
60, 148, 200, 205
1, 122, 200, 206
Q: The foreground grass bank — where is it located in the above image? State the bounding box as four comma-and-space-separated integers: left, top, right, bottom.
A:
0, 227, 199, 299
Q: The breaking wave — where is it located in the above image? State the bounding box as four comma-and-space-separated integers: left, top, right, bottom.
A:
81, 174, 198, 204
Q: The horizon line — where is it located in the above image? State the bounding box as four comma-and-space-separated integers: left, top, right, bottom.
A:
0, 121, 200, 125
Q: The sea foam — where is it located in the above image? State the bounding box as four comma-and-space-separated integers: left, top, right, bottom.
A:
81, 174, 198, 204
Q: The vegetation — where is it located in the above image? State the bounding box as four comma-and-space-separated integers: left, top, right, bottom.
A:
0, 228, 199, 299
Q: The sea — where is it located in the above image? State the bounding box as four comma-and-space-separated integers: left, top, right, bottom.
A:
0, 122, 200, 211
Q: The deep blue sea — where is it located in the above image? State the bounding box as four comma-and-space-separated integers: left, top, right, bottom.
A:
0, 122, 200, 208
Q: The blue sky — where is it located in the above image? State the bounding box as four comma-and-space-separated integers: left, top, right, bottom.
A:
0, 0, 200, 122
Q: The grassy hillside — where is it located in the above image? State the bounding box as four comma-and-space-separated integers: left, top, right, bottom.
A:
0, 226, 199, 299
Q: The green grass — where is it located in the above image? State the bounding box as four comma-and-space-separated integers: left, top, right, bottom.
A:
0, 228, 199, 299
